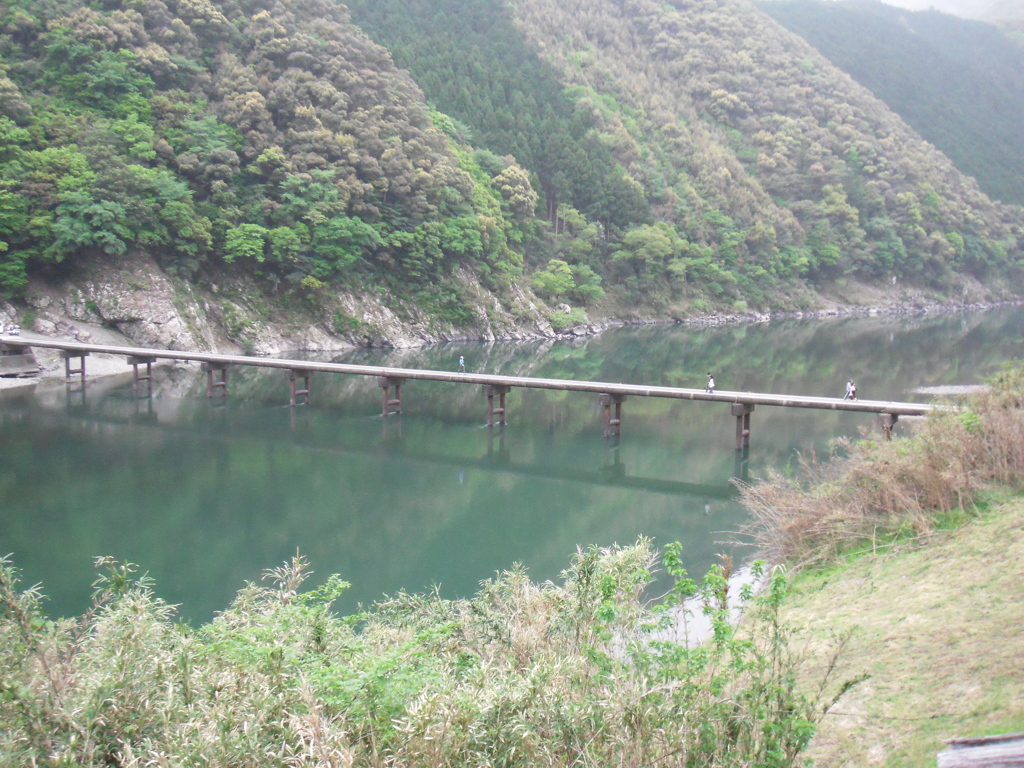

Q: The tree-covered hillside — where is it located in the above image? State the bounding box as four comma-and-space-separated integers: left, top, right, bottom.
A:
514, 0, 1024, 300
759, 0, 1024, 207
0, 0, 1022, 332
0, 0, 538, 322
343, 0, 651, 235
352, 0, 1024, 311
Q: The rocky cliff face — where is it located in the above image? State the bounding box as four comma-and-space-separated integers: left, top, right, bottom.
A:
0, 254, 557, 353
4, 254, 996, 357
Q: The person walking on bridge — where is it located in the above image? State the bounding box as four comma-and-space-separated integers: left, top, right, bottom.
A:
706, 372, 715, 394
458, 355, 466, 373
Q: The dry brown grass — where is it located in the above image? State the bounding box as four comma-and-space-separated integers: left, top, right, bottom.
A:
738, 365, 1024, 567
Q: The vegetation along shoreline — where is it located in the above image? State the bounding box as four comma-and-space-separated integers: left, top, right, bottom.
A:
3, 353, 1024, 766
2, 0, 1023, 761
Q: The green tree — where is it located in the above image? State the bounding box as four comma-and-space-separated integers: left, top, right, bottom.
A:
266, 225, 307, 263
224, 223, 269, 263
611, 223, 680, 280
493, 164, 538, 223
568, 263, 605, 305
48, 190, 131, 258
531, 258, 574, 299
0, 189, 30, 295
312, 217, 380, 276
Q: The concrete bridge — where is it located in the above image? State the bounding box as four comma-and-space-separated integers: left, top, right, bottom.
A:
0, 335, 935, 447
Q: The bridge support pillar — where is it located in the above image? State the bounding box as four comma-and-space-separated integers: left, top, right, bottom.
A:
0, 343, 39, 376
128, 355, 156, 397
734, 445, 750, 482
202, 362, 229, 397
487, 425, 508, 462
382, 412, 402, 442
289, 369, 312, 407
378, 376, 404, 416
732, 402, 755, 450
878, 412, 898, 440
483, 384, 511, 427
599, 393, 626, 438
62, 350, 88, 387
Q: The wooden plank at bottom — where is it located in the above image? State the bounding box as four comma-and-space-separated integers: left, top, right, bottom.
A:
938, 733, 1024, 767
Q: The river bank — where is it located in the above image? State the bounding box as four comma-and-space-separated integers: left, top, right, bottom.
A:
1, 248, 1019, 354
2, 292, 1018, 402
725, 357, 1024, 765
783, 497, 1024, 766
3, 296, 1016, 398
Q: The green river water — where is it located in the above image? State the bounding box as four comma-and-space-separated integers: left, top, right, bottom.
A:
2, 306, 1023, 622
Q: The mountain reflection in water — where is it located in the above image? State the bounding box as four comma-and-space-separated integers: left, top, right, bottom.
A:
2, 306, 1023, 622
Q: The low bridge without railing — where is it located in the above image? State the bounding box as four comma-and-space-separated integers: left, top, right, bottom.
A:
0, 335, 935, 447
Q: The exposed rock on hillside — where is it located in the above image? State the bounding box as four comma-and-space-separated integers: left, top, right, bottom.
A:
10, 254, 553, 353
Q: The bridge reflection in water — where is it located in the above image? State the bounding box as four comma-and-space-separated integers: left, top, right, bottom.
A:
20, 375, 745, 502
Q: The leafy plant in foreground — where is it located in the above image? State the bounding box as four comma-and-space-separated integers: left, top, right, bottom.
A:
0, 543, 844, 767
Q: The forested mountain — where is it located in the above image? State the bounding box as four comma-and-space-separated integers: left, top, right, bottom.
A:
343, 0, 651, 235
353, 0, 1023, 304
0, 0, 538, 328
1, 0, 1022, 341
759, 0, 1024, 206
511, 0, 1024, 299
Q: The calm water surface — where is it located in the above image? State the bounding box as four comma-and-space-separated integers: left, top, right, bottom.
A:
2, 306, 1023, 622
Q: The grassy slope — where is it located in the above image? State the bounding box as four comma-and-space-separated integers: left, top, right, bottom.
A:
781, 499, 1024, 766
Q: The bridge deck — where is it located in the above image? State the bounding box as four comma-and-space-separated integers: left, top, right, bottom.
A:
0, 335, 934, 416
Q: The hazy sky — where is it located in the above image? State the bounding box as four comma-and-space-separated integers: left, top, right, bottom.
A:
864, 1, 989, 19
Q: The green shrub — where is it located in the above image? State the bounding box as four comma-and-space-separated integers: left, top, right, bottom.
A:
332, 311, 366, 335
530, 258, 574, 299
548, 307, 587, 332
0, 544, 841, 768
